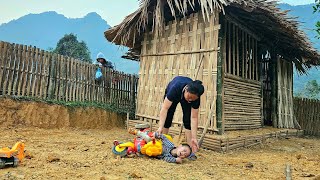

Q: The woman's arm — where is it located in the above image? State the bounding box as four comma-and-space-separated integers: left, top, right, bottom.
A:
157, 97, 172, 133
190, 108, 199, 152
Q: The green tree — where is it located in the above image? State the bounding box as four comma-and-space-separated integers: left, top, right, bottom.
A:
54, 33, 91, 63
314, 0, 320, 38
305, 80, 320, 99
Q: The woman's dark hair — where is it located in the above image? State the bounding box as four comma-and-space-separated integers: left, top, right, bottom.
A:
186, 80, 204, 97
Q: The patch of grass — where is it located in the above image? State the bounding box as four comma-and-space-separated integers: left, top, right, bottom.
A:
3, 95, 134, 115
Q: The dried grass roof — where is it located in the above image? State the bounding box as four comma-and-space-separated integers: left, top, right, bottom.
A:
104, 0, 320, 73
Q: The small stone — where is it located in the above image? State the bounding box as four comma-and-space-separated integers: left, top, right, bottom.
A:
47, 153, 60, 163
301, 173, 315, 177
313, 175, 320, 180
296, 154, 302, 160
128, 173, 142, 179
67, 145, 76, 150
245, 162, 254, 168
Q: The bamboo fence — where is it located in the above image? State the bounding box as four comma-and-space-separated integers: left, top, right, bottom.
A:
0, 41, 138, 110
294, 98, 320, 136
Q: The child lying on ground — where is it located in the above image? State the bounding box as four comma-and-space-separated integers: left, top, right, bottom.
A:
112, 125, 193, 164
153, 132, 192, 164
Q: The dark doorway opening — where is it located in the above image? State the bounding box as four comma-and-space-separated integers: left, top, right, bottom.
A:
261, 51, 272, 126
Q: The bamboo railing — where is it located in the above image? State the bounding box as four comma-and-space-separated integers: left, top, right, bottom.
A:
0, 41, 138, 110
294, 97, 320, 136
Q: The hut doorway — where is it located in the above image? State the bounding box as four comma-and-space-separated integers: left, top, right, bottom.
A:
261, 51, 272, 126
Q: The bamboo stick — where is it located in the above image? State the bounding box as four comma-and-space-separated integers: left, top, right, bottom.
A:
12, 44, 21, 95
2, 43, 10, 95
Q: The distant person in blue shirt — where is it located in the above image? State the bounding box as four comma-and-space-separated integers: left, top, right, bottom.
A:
156, 76, 204, 153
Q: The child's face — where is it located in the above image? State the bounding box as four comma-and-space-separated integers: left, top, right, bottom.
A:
176, 145, 191, 159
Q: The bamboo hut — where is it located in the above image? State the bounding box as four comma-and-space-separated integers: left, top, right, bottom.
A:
104, 0, 320, 136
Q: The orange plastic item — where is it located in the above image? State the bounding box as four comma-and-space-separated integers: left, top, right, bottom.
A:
0, 142, 25, 162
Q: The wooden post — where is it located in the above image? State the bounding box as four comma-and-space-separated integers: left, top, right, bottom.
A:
126, 112, 129, 129
271, 49, 278, 128
285, 164, 292, 180
258, 47, 264, 127
130, 75, 136, 118
0, 42, 9, 94
47, 53, 56, 99
216, 13, 226, 135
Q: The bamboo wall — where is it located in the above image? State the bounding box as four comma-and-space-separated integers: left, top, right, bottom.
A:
294, 98, 320, 136
137, 11, 220, 131
0, 41, 138, 110
224, 16, 259, 81
222, 15, 262, 130
223, 74, 262, 130
276, 58, 294, 128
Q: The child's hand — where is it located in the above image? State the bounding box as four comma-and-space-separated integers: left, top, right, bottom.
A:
156, 127, 163, 135
152, 132, 160, 138
176, 157, 182, 164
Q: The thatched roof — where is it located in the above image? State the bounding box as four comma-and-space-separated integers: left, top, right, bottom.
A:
105, 0, 320, 73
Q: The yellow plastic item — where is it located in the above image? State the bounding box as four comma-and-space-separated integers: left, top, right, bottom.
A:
163, 134, 173, 142
115, 142, 134, 152
140, 134, 173, 157
0, 142, 25, 162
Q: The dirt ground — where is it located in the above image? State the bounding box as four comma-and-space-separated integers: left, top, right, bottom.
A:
0, 127, 319, 180
0, 98, 320, 180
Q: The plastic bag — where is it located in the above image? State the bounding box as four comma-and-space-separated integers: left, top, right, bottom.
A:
95, 67, 103, 81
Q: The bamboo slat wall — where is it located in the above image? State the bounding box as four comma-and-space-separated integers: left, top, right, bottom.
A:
277, 58, 294, 128
137, 11, 220, 131
224, 15, 259, 81
222, 16, 262, 131
294, 98, 320, 136
0, 41, 138, 110
223, 73, 262, 130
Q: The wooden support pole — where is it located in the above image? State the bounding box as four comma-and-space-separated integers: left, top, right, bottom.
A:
271, 49, 278, 128
285, 164, 292, 180
130, 75, 136, 118
216, 13, 225, 135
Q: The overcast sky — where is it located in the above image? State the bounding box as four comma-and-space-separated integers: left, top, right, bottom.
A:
0, 0, 315, 26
